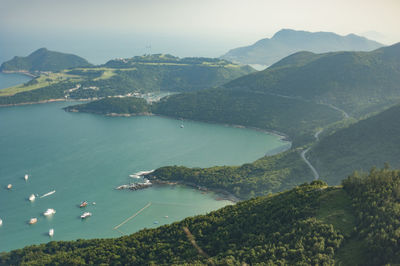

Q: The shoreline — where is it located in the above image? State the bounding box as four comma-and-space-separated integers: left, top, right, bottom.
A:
150, 179, 241, 203
1, 70, 37, 78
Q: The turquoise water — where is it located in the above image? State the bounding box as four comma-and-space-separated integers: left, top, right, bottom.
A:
0, 72, 32, 89
0, 102, 290, 252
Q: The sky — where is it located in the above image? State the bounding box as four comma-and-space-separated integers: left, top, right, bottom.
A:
0, 0, 399, 63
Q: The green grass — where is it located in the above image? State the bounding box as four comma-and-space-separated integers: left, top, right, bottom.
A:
334, 239, 368, 266
0, 72, 81, 96
316, 187, 355, 236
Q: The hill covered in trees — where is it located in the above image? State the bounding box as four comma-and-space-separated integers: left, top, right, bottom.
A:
64, 97, 151, 115
1, 168, 399, 265
0, 48, 92, 72
221, 29, 383, 65
308, 103, 400, 185
227, 42, 400, 117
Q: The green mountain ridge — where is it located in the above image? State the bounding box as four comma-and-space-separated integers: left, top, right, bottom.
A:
1, 169, 399, 265
309, 103, 400, 185
227, 43, 400, 117
221, 29, 384, 65
0, 48, 92, 72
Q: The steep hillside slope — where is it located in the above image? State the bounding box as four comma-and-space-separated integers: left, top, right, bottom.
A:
309, 104, 400, 184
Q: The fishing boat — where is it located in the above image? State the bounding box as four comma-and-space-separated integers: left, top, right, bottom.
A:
43, 208, 56, 216
7, 184, 12, 189
80, 212, 92, 219
49, 228, 54, 237
24, 174, 29, 181
29, 218, 37, 224
29, 194, 36, 202
79, 201, 88, 208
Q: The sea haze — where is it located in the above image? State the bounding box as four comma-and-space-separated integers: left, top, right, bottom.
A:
0, 101, 290, 251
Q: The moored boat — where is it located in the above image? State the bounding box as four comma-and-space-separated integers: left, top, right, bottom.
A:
0, 218, 3, 226
80, 212, 92, 219
29, 194, 36, 202
29, 218, 37, 224
43, 208, 56, 216
49, 228, 54, 237
7, 184, 12, 189
24, 174, 29, 181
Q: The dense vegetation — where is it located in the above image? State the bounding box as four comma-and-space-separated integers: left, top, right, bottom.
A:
341, 167, 400, 265
64, 97, 150, 115
0, 181, 348, 265
150, 148, 312, 199
0, 48, 91, 72
221, 28, 383, 65
227, 43, 400, 117
308, 103, 400, 185
153, 88, 342, 146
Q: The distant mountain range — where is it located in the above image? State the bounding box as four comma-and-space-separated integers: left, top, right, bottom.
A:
221, 29, 384, 65
0, 48, 92, 72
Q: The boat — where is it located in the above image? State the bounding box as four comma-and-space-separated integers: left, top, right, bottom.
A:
29, 218, 37, 224
43, 208, 56, 216
40, 190, 56, 198
29, 194, 36, 202
180, 124, 184, 128
7, 184, 12, 189
80, 212, 92, 219
79, 201, 88, 208
24, 174, 29, 181
49, 228, 54, 237
0, 218, 2, 226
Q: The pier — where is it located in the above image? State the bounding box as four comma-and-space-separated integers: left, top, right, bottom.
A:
113, 202, 152, 234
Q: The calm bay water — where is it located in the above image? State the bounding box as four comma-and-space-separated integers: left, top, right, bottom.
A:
0, 101, 290, 251
0, 72, 31, 89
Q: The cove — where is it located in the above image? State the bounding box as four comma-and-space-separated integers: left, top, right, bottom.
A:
0, 72, 32, 90
0, 102, 290, 251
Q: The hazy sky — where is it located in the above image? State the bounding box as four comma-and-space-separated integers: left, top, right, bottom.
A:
0, 0, 399, 62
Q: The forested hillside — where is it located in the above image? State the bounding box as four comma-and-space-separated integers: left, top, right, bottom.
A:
227, 43, 400, 117
2, 168, 399, 265
309, 104, 400, 185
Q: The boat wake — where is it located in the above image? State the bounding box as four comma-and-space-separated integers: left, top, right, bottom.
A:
39, 190, 56, 198
129, 170, 154, 178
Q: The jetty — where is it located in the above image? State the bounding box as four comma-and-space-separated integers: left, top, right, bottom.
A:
113, 202, 152, 234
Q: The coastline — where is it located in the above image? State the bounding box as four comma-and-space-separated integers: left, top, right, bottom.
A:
149, 178, 241, 203
1, 70, 38, 78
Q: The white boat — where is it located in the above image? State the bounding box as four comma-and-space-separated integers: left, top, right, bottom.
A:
49, 228, 54, 237
24, 174, 29, 181
0, 218, 2, 226
29, 218, 37, 224
29, 194, 36, 202
43, 208, 56, 216
80, 212, 92, 219
7, 184, 12, 189
180, 124, 184, 128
